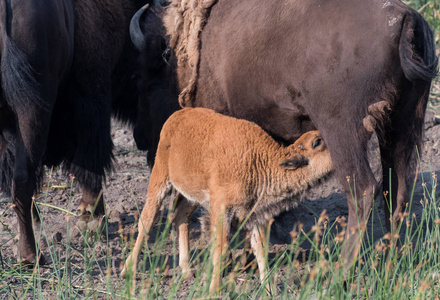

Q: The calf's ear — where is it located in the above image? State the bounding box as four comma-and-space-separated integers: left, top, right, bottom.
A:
279, 155, 309, 170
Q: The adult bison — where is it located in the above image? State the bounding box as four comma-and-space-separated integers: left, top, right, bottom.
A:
131, 0, 438, 268
0, 0, 145, 265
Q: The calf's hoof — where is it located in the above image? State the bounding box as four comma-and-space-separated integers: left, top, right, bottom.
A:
181, 268, 195, 280
121, 255, 137, 278
120, 264, 137, 279
120, 266, 127, 278
239, 249, 256, 270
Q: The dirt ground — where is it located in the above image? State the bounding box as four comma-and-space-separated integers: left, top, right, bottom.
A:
1, 110, 440, 296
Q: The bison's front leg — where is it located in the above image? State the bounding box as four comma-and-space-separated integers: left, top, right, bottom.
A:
321, 127, 379, 272
67, 78, 113, 223
343, 183, 377, 267
338, 154, 379, 273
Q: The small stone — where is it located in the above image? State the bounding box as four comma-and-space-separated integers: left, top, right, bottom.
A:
110, 210, 120, 219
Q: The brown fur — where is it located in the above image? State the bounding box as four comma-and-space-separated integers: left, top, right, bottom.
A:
122, 107, 333, 293
0, 0, 145, 266
163, 0, 217, 107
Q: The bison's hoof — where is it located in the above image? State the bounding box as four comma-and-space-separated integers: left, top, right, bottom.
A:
78, 212, 104, 232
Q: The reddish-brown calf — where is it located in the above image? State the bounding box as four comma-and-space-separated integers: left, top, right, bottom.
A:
122, 108, 333, 293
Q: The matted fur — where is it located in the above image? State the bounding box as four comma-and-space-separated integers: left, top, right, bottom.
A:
199, 175, 332, 235
163, 0, 218, 107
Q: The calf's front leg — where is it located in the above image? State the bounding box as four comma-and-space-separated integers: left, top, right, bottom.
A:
208, 203, 230, 294
173, 193, 198, 278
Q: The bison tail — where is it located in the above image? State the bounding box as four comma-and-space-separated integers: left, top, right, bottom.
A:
1, 37, 47, 115
399, 11, 438, 82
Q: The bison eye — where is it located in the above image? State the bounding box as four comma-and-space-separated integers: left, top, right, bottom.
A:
312, 138, 322, 149
162, 47, 171, 63
297, 144, 302, 149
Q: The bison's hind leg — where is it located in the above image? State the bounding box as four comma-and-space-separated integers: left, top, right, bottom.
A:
380, 81, 430, 233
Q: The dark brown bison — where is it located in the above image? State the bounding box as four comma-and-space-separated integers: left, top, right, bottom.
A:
0, 0, 146, 265
131, 0, 438, 269
130, 4, 180, 165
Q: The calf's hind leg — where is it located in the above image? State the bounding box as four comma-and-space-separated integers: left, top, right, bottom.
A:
121, 166, 171, 277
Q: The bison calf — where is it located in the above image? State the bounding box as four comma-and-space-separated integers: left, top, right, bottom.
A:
122, 107, 333, 292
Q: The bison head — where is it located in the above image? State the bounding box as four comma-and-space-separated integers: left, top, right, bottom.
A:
130, 3, 180, 166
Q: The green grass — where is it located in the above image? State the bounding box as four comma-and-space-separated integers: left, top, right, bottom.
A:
1, 163, 439, 299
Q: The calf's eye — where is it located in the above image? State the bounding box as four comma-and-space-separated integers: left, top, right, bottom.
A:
312, 138, 322, 149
